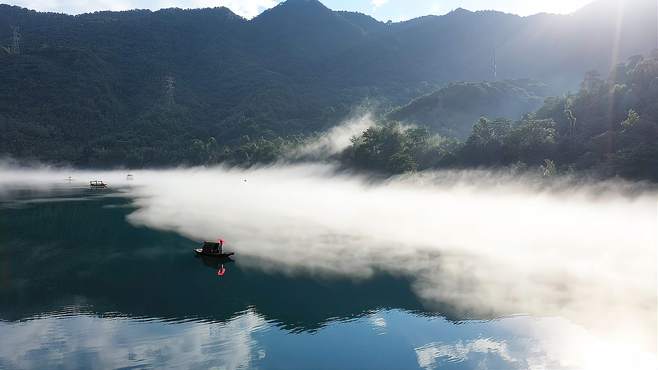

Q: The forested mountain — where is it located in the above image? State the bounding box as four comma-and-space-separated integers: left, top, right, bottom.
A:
387, 80, 547, 138
344, 52, 658, 180
0, 0, 656, 166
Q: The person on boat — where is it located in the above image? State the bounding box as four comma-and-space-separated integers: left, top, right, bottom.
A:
218, 239, 224, 254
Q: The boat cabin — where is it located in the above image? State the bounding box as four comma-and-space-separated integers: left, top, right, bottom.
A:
194, 240, 233, 258
202, 242, 222, 253
90, 181, 107, 188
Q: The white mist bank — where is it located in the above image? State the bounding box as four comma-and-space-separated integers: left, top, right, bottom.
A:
286, 113, 374, 160
1, 164, 656, 367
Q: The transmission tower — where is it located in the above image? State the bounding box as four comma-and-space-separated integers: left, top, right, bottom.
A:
164, 76, 175, 106
491, 48, 497, 80
11, 26, 21, 55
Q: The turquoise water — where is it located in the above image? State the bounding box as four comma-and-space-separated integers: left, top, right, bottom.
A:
0, 188, 652, 369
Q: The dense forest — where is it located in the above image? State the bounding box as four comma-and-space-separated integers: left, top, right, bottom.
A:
387, 79, 547, 139
0, 0, 657, 167
344, 53, 658, 180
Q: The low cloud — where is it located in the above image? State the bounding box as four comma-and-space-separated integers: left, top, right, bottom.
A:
1, 163, 656, 367
286, 113, 373, 160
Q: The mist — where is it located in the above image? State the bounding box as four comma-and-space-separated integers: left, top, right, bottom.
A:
286, 113, 374, 160
1, 162, 656, 367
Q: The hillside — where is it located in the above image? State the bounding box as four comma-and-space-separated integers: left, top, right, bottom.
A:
344, 52, 658, 180
388, 80, 547, 138
0, 0, 656, 166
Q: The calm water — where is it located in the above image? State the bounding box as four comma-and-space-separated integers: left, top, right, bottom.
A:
0, 185, 654, 370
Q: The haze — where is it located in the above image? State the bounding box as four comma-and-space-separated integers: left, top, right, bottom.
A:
5, 0, 597, 19
1, 163, 655, 369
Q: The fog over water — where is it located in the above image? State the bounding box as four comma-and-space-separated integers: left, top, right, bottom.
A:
1, 162, 656, 368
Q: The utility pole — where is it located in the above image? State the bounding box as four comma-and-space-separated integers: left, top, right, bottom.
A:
11, 26, 21, 55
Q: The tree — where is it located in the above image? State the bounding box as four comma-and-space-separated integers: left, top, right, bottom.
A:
461, 118, 511, 165
581, 70, 604, 93
505, 118, 557, 164
541, 159, 557, 177
621, 109, 640, 130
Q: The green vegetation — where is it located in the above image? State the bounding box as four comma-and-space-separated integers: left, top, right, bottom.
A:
342, 124, 459, 173
344, 53, 658, 181
1, 0, 657, 167
387, 80, 547, 139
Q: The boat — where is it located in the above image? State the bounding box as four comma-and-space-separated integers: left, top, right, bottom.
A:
89, 180, 107, 188
194, 241, 234, 258
194, 249, 235, 258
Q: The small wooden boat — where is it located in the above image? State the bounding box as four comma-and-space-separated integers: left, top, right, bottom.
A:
90, 180, 107, 189
194, 249, 235, 258
194, 241, 234, 258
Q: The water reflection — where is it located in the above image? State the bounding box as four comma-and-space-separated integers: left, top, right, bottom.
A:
4, 310, 641, 370
0, 172, 656, 369
0, 309, 268, 370
121, 165, 657, 356
0, 194, 430, 331
197, 255, 234, 277
415, 338, 516, 369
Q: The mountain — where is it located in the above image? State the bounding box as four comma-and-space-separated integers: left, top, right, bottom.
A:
387, 80, 547, 138
0, 0, 656, 166
345, 52, 658, 180
250, 0, 366, 62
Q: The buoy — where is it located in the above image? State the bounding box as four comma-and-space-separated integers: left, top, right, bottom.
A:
217, 264, 226, 276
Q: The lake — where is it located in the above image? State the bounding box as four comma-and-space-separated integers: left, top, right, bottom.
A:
0, 166, 656, 370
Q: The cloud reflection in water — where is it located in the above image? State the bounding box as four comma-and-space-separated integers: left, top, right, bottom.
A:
0, 309, 268, 370
0, 164, 656, 369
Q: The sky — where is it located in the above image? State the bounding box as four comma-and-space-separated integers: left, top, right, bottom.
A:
5, 0, 596, 20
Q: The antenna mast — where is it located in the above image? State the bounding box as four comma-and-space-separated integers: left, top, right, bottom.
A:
492, 48, 497, 80
164, 76, 175, 107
